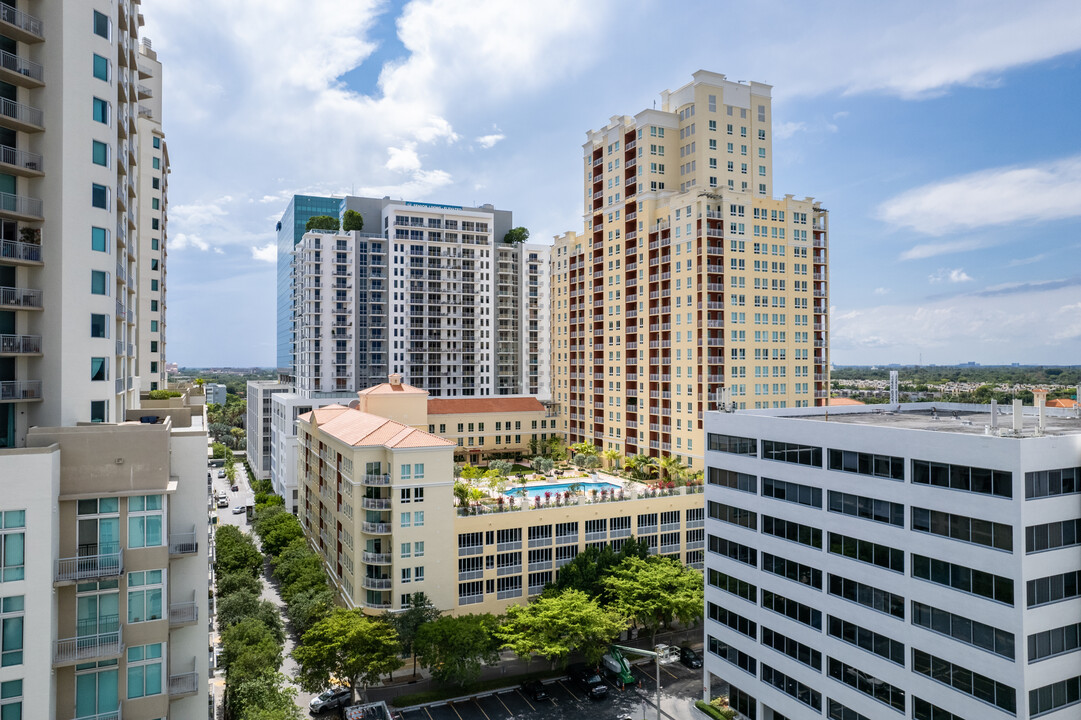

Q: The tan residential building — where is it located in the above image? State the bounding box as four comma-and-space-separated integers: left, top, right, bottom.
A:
551, 70, 830, 472
426, 396, 557, 465
297, 378, 706, 616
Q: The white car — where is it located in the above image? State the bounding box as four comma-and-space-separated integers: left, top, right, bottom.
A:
309, 686, 350, 713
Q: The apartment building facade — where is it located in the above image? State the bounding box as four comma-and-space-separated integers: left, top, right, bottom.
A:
702, 399, 1081, 720
427, 396, 557, 465
296, 384, 706, 617
246, 379, 290, 480
551, 70, 829, 472
134, 39, 167, 392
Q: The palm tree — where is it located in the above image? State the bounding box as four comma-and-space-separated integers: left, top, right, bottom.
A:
623, 454, 657, 482
570, 441, 598, 457
658, 455, 687, 484
601, 449, 622, 471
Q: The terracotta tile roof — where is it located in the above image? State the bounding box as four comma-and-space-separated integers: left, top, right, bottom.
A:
828, 397, 866, 406
427, 397, 546, 415
300, 405, 453, 449
357, 381, 427, 396
1047, 398, 1077, 408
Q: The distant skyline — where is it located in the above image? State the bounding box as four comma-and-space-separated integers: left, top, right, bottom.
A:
145, 0, 1081, 367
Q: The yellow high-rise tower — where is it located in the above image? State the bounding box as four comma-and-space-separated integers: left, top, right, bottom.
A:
551, 71, 830, 471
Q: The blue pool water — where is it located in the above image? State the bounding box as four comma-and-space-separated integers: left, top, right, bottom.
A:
507, 481, 622, 502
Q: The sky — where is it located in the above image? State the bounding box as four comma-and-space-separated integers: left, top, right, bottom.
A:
142, 0, 1081, 368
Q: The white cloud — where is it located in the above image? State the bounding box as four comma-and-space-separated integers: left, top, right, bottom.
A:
386, 143, 422, 172
899, 237, 993, 260
476, 133, 505, 149
171, 233, 209, 252
873, 287, 890, 295
1008, 253, 1048, 267
251, 243, 276, 263
879, 154, 1081, 235
929, 268, 973, 283
831, 281, 1081, 363
773, 121, 806, 140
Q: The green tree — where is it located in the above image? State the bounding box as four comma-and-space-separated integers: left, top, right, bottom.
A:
623, 453, 657, 482
532, 456, 555, 475
570, 441, 598, 456
547, 436, 567, 461
225, 462, 238, 486
305, 215, 340, 232
231, 671, 303, 720
216, 570, 262, 600
459, 464, 483, 480
342, 209, 364, 232
217, 590, 285, 644
415, 613, 500, 686
503, 226, 530, 244
214, 525, 262, 578
601, 449, 622, 471
389, 592, 442, 677
498, 590, 625, 666
212, 442, 230, 459
550, 537, 648, 598
294, 608, 402, 704
658, 455, 686, 484
488, 459, 513, 475
581, 454, 601, 470
220, 617, 283, 682
271, 539, 327, 604
285, 584, 335, 637
255, 507, 305, 557
601, 556, 703, 646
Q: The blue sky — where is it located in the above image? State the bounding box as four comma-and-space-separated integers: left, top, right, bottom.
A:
143, 0, 1081, 368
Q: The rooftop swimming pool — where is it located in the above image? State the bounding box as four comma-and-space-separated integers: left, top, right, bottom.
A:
506, 481, 623, 503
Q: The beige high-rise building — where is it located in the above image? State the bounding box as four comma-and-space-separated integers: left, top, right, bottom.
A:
551, 70, 830, 471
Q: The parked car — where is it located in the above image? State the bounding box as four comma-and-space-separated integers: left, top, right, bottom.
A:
232, 506, 245, 515
231, 484, 239, 492
679, 646, 703, 669
217, 470, 225, 478
309, 686, 351, 713
520, 679, 549, 701
216, 498, 228, 508
567, 663, 608, 699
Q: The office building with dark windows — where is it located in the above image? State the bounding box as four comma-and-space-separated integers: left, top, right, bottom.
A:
703, 392, 1081, 720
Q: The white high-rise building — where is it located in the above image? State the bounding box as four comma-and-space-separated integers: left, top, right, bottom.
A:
246, 379, 290, 480
703, 397, 1081, 720
0, 2, 209, 717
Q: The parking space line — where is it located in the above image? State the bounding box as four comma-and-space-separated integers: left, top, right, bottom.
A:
514, 689, 535, 712
495, 693, 515, 717
471, 697, 491, 720
662, 664, 681, 680
447, 702, 464, 720
422, 707, 434, 720
558, 679, 581, 702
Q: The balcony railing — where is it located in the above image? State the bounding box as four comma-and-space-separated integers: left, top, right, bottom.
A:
0, 49, 43, 83
0, 238, 40, 263
361, 551, 392, 564
0, 286, 41, 308
361, 522, 392, 534
72, 711, 120, 720
0, 4, 43, 40
0, 380, 40, 401
56, 545, 123, 583
168, 670, 199, 698
54, 617, 122, 665
168, 529, 197, 555
0, 333, 40, 354
168, 601, 198, 627
0, 144, 41, 172
363, 473, 391, 486
0, 190, 42, 218
362, 577, 392, 590
0, 97, 42, 130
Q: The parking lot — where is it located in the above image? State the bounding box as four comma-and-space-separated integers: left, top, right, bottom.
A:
395, 658, 703, 720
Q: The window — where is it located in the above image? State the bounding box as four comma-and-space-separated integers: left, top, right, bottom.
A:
93, 54, 109, 81
152, 136, 161, 149
912, 698, 963, 720
827, 615, 904, 665
828, 448, 904, 480
91, 314, 108, 338
92, 140, 109, 166
707, 635, 756, 676
829, 532, 902, 572
763, 516, 821, 548
1030, 675, 1081, 717
90, 400, 107, 423
413, 464, 424, 479
415, 566, 424, 581
151, 218, 159, 230
151, 198, 159, 210
912, 649, 1015, 714
1026, 518, 1081, 553
400, 512, 411, 528
828, 573, 904, 618
1025, 466, 1081, 499
152, 177, 159, 189
0, 597, 22, 667
762, 552, 822, 589
127, 570, 163, 623
401, 568, 411, 583
151, 238, 159, 250
128, 495, 163, 548
414, 541, 424, 557
912, 507, 1012, 551
761, 440, 822, 466
762, 626, 821, 670
828, 491, 903, 526
91, 357, 107, 382
1029, 621, 1081, 663
761, 588, 821, 630
413, 511, 424, 527
152, 157, 160, 170
763, 477, 821, 508
126, 643, 163, 698
912, 600, 1014, 659
913, 554, 1014, 605
150, 300, 158, 312
707, 468, 756, 493
150, 279, 158, 291
912, 459, 1012, 498
400, 542, 411, 559
1027, 570, 1081, 608
91, 227, 108, 252
707, 501, 756, 530
91, 270, 108, 295
708, 535, 756, 567
828, 658, 904, 712
763, 664, 821, 712
92, 98, 109, 124
91, 183, 109, 209
93, 10, 110, 38
150, 320, 158, 332
707, 433, 756, 455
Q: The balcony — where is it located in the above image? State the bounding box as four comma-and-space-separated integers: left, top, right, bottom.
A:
168, 528, 198, 556
0, 286, 41, 310
363, 473, 391, 486
54, 618, 123, 666
0, 144, 41, 177
0, 4, 44, 43
168, 669, 199, 698
362, 551, 392, 564
0, 238, 40, 265
0, 49, 44, 88
56, 545, 123, 584
360, 497, 391, 510
361, 522, 392, 534
0, 380, 41, 402
72, 711, 120, 720
168, 600, 198, 627
0, 333, 41, 355
0, 97, 43, 132
363, 576, 392, 591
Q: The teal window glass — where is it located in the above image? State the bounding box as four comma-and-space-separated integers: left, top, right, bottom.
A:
150, 300, 158, 312
152, 137, 160, 149
0, 531, 22, 583
90, 314, 108, 338
91, 226, 108, 251
90, 271, 107, 295
150, 238, 159, 250
126, 571, 162, 623
128, 496, 162, 548
92, 141, 108, 167
150, 361, 158, 373
152, 177, 159, 189
150, 280, 158, 291
151, 218, 159, 230
93, 54, 109, 81
126, 643, 162, 698
92, 10, 110, 39
151, 157, 159, 169
90, 401, 107, 423
92, 98, 109, 124
150, 341, 158, 352
151, 198, 159, 210
150, 320, 158, 332
1, 597, 22, 666
0, 677, 20, 720
91, 183, 108, 209
75, 668, 118, 717
150, 259, 158, 271
90, 357, 107, 382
